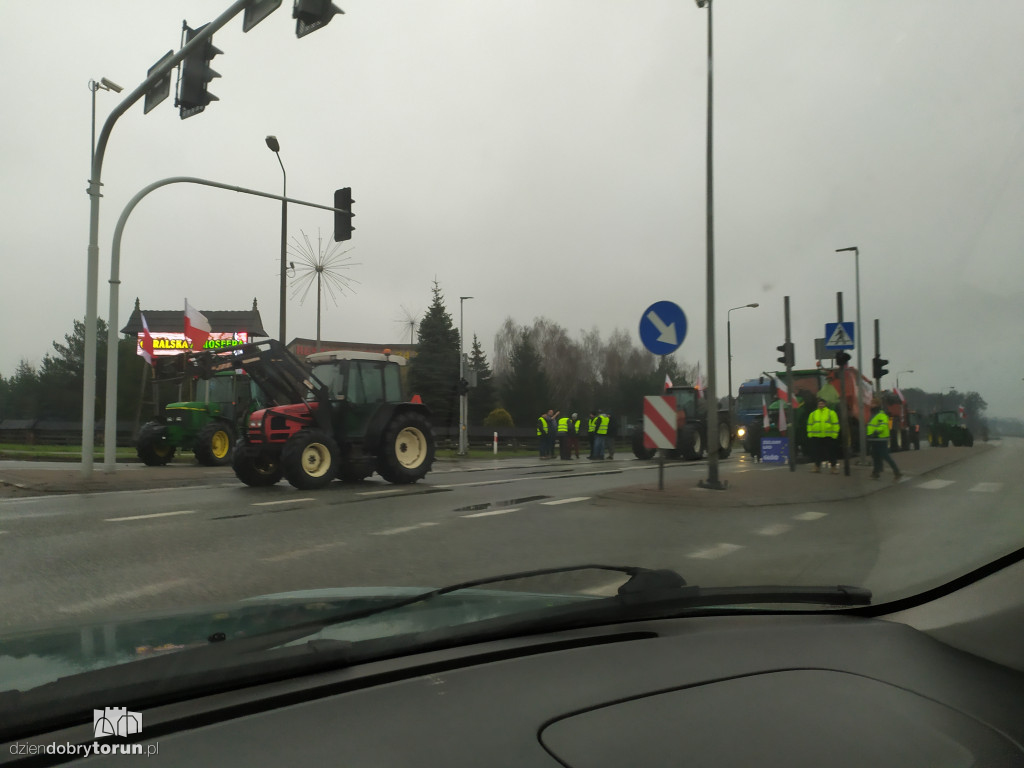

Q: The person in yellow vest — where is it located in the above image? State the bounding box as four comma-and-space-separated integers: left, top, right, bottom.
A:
589, 411, 602, 460
557, 414, 572, 460
537, 411, 550, 459
867, 400, 902, 481
807, 397, 840, 474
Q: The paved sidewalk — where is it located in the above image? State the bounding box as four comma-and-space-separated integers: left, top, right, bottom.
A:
601, 443, 993, 508
0, 443, 992, 505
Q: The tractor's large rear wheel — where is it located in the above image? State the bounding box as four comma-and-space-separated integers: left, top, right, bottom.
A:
717, 422, 732, 459
679, 424, 702, 461
232, 439, 283, 487
137, 422, 175, 467
632, 430, 656, 460
194, 422, 234, 467
376, 412, 436, 484
282, 430, 340, 490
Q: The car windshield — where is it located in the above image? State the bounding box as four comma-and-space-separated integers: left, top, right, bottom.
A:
0, 0, 1021, 735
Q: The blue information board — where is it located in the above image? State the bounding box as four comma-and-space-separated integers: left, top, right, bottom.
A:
760, 437, 789, 465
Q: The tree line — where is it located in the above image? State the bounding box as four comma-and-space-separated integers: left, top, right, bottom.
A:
407, 281, 694, 431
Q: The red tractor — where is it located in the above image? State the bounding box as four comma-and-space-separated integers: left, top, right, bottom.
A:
173, 340, 435, 490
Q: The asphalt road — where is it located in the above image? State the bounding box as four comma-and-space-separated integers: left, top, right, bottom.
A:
0, 440, 1020, 631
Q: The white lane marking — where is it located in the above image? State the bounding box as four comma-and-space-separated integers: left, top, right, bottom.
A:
687, 543, 743, 560
372, 522, 440, 536
57, 579, 190, 614
357, 488, 405, 496
105, 510, 196, 522
433, 480, 514, 489
462, 508, 518, 518
541, 497, 590, 506
917, 480, 955, 490
793, 511, 827, 521
969, 482, 1002, 493
262, 542, 346, 562
252, 498, 315, 506
0, 484, 224, 506
755, 523, 792, 536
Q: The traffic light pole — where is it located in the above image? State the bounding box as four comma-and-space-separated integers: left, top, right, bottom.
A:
102, 176, 351, 472
81, 0, 254, 477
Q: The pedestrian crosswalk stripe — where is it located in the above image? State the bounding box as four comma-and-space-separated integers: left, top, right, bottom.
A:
793, 511, 826, 521
687, 543, 743, 559
541, 497, 590, 505
916, 480, 955, 490
969, 482, 1001, 493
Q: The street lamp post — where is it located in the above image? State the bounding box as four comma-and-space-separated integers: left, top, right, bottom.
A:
89, 78, 122, 169
695, 0, 725, 490
266, 136, 287, 343
895, 369, 914, 390
727, 303, 759, 411
458, 296, 473, 456
836, 246, 867, 463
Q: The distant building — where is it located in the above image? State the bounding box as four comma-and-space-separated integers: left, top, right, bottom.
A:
120, 297, 268, 356
287, 338, 417, 360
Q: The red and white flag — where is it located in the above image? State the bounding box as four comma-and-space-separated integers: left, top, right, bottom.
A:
184, 299, 212, 351
140, 312, 155, 367
775, 377, 793, 407
958, 405, 966, 420
761, 395, 770, 430
664, 373, 673, 390
893, 386, 904, 403
777, 398, 788, 433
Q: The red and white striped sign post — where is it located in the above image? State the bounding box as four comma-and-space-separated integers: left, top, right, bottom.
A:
644, 395, 677, 490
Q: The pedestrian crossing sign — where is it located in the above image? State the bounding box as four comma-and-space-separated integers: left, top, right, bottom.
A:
824, 322, 855, 350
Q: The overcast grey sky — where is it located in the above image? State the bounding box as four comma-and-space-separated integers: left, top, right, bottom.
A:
1, 1, 1022, 415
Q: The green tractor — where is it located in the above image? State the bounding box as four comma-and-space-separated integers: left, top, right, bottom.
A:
928, 411, 974, 447
137, 368, 257, 467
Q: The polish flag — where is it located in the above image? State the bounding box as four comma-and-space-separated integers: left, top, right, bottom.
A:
958, 405, 965, 420
140, 312, 155, 366
184, 299, 212, 351
893, 386, 904, 403
775, 377, 793, 407
664, 373, 673, 390
761, 396, 770, 430
777, 399, 788, 433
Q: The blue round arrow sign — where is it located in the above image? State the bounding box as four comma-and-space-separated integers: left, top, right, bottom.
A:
639, 301, 687, 355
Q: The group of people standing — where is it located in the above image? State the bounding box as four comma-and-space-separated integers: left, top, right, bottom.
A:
806, 397, 901, 481
537, 409, 614, 461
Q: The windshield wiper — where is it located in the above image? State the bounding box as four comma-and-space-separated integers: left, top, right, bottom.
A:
0, 566, 870, 741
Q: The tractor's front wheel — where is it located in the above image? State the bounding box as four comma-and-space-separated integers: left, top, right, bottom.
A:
194, 422, 234, 466
282, 430, 340, 490
376, 412, 436, 484
232, 439, 283, 487
137, 423, 175, 467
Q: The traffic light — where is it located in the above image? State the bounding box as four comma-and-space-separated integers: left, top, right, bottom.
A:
177, 24, 222, 119
293, 0, 344, 38
776, 342, 794, 368
835, 350, 851, 367
873, 355, 889, 380
334, 187, 355, 242
457, 378, 470, 396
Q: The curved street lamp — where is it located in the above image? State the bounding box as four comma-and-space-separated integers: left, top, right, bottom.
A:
727, 303, 759, 410
266, 136, 287, 343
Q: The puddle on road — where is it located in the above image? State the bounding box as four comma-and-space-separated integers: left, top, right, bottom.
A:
453, 495, 549, 512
